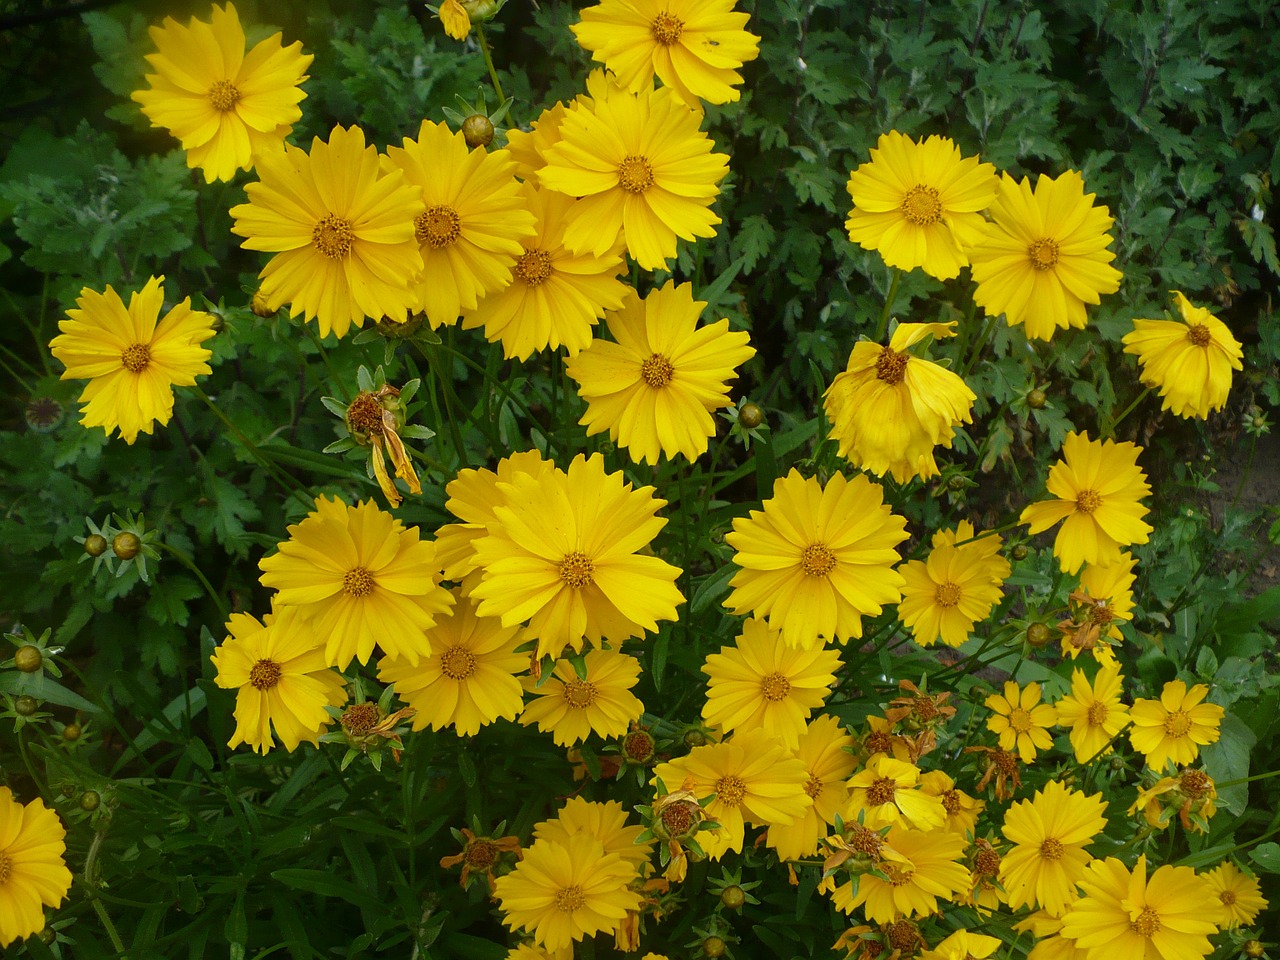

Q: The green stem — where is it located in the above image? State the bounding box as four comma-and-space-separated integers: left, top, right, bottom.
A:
159, 541, 229, 621
1103, 386, 1152, 439
475, 24, 505, 102
192, 387, 314, 510
961, 313, 999, 377
874, 269, 903, 341
84, 827, 129, 957
1214, 768, 1280, 789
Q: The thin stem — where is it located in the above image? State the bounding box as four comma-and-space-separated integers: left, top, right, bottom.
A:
85, 827, 129, 957
874, 269, 903, 341
159, 541, 229, 621
475, 24, 505, 102
1103, 386, 1151, 439
961, 313, 999, 377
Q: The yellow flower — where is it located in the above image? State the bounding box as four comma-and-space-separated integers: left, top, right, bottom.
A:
918, 770, 984, 837
920, 930, 1003, 960
131, 2, 312, 183
1055, 660, 1130, 764
533, 797, 653, 870
824, 321, 976, 482
571, 0, 760, 107
505, 71, 614, 185
257, 495, 454, 669
49, 276, 216, 444
1128, 679, 1224, 770
1122, 290, 1244, 418
1059, 552, 1137, 659
229, 124, 425, 338
985, 681, 1057, 762
845, 131, 998, 280
898, 521, 1009, 648
438, 0, 470, 39
341, 384, 422, 508
969, 170, 1123, 341
724, 470, 908, 647
1128, 768, 1217, 833
765, 715, 856, 861
567, 280, 756, 464
1202, 861, 1268, 929
1000, 781, 1108, 916
539, 80, 729, 271
1020, 431, 1153, 574
0, 787, 73, 948
846, 754, 946, 831
209, 606, 347, 753
519, 649, 644, 746
834, 826, 969, 922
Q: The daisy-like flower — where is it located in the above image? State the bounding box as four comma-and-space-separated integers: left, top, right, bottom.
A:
1055, 660, 1130, 764
920, 930, 1002, 960
229, 124, 425, 338
0, 788, 73, 948
462, 182, 629, 360
1129, 679, 1224, 770
1129, 768, 1218, 834
1202, 861, 1268, 929
845, 132, 998, 280
258, 495, 454, 669
377, 591, 525, 736
999, 780, 1108, 916
49, 276, 216, 444
985, 681, 1057, 763
700, 617, 841, 748
846, 754, 946, 831
505, 71, 614, 185
1020, 431, 1154, 574
837, 827, 970, 922
1059, 552, 1138, 660
823, 322, 977, 482
383, 120, 536, 328
470, 453, 684, 660
567, 280, 756, 464
898, 521, 1009, 647
969, 170, 1123, 341
539, 81, 730, 271
520, 649, 644, 746
918, 770, 984, 838
131, 3, 312, 183
533, 798, 653, 871
209, 606, 347, 754
571, 0, 761, 107
1060, 855, 1218, 960
765, 715, 856, 861
724, 470, 908, 647
493, 833, 642, 953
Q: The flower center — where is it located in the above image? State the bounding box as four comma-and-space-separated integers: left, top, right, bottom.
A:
341, 702, 380, 734
1075, 489, 1102, 514
1087, 702, 1109, 725
558, 551, 595, 588
1087, 602, 1114, 625
515, 248, 552, 285
562, 678, 597, 709
618, 155, 655, 194
804, 775, 823, 799
940, 790, 961, 814
864, 731, 893, 755
912, 697, 938, 721
1180, 769, 1211, 796
0, 851, 10, 884
1028, 238, 1059, 270
208, 79, 241, 111
1164, 709, 1193, 737
313, 214, 355, 259
1008, 707, 1033, 733
649, 11, 684, 45
900, 185, 943, 226
121, 343, 151, 373
715, 774, 747, 806
623, 729, 655, 761
343, 567, 375, 597
440, 646, 477, 681
760, 672, 791, 702
875, 347, 908, 385
849, 824, 883, 856
800, 543, 837, 577
885, 864, 913, 887
1186, 323, 1211, 346
975, 848, 1001, 876
866, 776, 897, 807
887, 920, 919, 951
346, 392, 385, 435
249, 658, 282, 690
1220, 890, 1238, 906
416, 205, 461, 248
554, 885, 586, 912
464, 839, 497, 868
1039, 837, 1065, 861
640, 353, 675, 388
934, 582, 962, 608
994, 749, 1019, 773
661, 804, 695, 835
1130, 906, 1162, 937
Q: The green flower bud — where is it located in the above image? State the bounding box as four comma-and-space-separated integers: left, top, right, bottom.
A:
14, 645, 43, 673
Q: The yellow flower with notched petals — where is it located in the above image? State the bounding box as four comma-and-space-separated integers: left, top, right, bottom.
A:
1000, 780, 1108, 917
985, 680, 1057, 763
0, 787, 74, 948
519, 649, 644, 746
1128, 679, 1224, 770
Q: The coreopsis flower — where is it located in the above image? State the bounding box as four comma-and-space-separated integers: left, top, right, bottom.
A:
0, 788, 73, 947
382, 120, 535, 328
1129, 679, 1225, 770
1020, 431, 1153, 574
437, 0, 470, 38
724, 470, 908, 647
533, 798, 653, 871
1055, 660, 1130, 764
920, 930, 1003, 960
209, 607, 347, 753
50, 276, 216, 444
846, 755, 946, 831
519, 649, 644, 746
898, 521, 1009, 647
966, 745, 1022, 801
883, 680, 957, 756
700, 617, 840, 748
1128, 768, 1217, 833
968, 170, 1123, 341
470, 453, 684, 660
1203, 861, 1268, 929
505, 71, 614, 184
229, 124, 425, 338
439, 827, 522, 893
257, 495, 454, 668
1000, 781, 1108, 916
1122, 291, 1244, 418
131, 3, 312, 183
338, 382, 423, 508
493, 833, 642, 952
985, 681, 1057, 762
462, 182, 629, 360
571, 0, 761, 107
835, 826, 970, 922
965, 837, 1006, 912
566, 281, 756, 464
919, 771, 984, 837
645, 780, 713, 882
1060, 855, 1218, 960
1058, 552, 1137, 660
538, 81, 730, 271
377, 591, 525, 736
844, 131, 998, 280
765, 715, 856, 861
823, 322, 976, 482
856, 715, 916, 763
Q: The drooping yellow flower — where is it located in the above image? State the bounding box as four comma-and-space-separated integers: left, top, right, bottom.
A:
571, 0, 761, 108
724, 470, 908, 648
823, 322, 976, 482
1129, 679, 1224, 770
229, 124, 425, 338
1020, 431, 1153, 574
1122, 290, 1244, 418
968, 170, 1123, 341
845, 132, 998, 280
846, 754, 946, 831
341, 384, 423, 508
567, 280, 756, 464
765, 715, 856, 861
835, 826, 969, 922
533, 797, 653, 871
438, 0, 470, 39
257, 495, 454, 669
1202, 861, 1268, 929
49, 276, 216, 444
0, 787, 74, 948
539, 80, 730, 271
209, 606, 347, 754
897, 521, 1009, 647
1054, 660, 1130, 764
519, 649, 644, 746
985, 681, 1057, 763
131, 2, 312, 183
999, 781, 1108, 916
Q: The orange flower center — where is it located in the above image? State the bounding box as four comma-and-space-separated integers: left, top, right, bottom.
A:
1186, 323, 1211, 346
623, 729, 655, 762
121, 343, 151, 373
1087, 701, 1109, 725
649, 11, 684, 45
514, 248, 552, 285
800, 543, 837, 577
341, 702, 380, 734
464, 839, 498, 868
1039, 837, 1065, 861
313, 214, 355, 259
864, 730, 893, 754
416, 205, 461, 248
974, 848, 1001, 875
440, 646, 477, 681
900, 185, 942, 226
1130, 906, 1162, 937
875, 346, 909, 385
760, 672, 791, 702
1220, 890, 1238, 906
343, 567, 375, 597
865, 776, 897, 807
249, 658, 282, 690
803, 775, 823, 799
641, 353, 675, 388
558, 551, 595, 587
912, 696, 939, 721
1075, 489, 1102, 514
940, 789, 961, 814
562, 678, 597, 709
1164, 709, 1193, 737
346, 392, 385, 435
714, 774, 747, 806
848, 823, 883, 856
554, 885, 586, 912
934, 581, 962, 608
1087, 601, 1114, 625
885, 863, 913, 886
208, 79, 241, 112
1008, 707, 1033, 733
1028, 238, 1059, 270
618, 155, 655, 194
661, 803, 695, 835
887, 920, 919, 951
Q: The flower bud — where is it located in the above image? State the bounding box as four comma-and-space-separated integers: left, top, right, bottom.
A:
80, 790, 101, 811
702, 936, 727, 958
62, 723, 82, 742
462, 114, 495, 148
84, 533, 108, 557
1027, 388, 1048, 409
250, 288, 277, 318
14, 645, 43, 673
1245, 941, 1264, 958
739, 402, 764, 428
1011, 544, 1029, 561
1025, 622, 1052, 647
15, 695, 39, 716
112, 531, 141, 560
720, 884, 746, 910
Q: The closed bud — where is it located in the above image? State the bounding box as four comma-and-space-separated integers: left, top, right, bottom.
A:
1011, 544, 1029, 560
702, 936, 727, 958
15, 695, 39, 716
84, 533, 108, 557
1027, 388, 1048, 409
739, 402, 764, 428
720, 885, 746, 910
462, 114, 495, 148
14, 645, 43, 673
1244, 941, 1264, 958
112, 531, 141, 560
63, 723, 82, 742
1026, 622, 1052, 647
80, 790, 101, 811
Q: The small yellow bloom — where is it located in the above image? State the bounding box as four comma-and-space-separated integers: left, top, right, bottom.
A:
1000, 780, 1108, 916
846, 755, 946, 831
1203, 861, 1268, 929
985, 681, 1057, 762
1129, 679, 1224, 770
0, 787, 74, 947
1054, 660, 1130, 763
438, 0, 470, 39
519, 649, 643, 746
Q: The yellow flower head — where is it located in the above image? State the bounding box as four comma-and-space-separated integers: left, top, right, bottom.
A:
533, 797, 653, 870
505, 71, 615, 185
1055, 660, 1131, 764
1128, 767, 1218, 834
520, 649, 644, 746
1123, 290, 1244, 418
50, 276, 216, 444
846, 754, 946, 831
918, 770, 984, 838
1060, 552, 1138, 659
898, 522, 1009, 648
1203, 861, 1268, 929
0, 787, 74, 948
845, 132, 998, 280
765, 714, 856, 862
833, 826, 969, 922
131, 2, 312, 182
438, 0, 471, 39
1129, 679, 1224, 770
985, 680, 1057, 763
999, 780, 1108, 916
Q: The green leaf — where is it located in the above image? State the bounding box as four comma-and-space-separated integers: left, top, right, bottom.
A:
144, 575, 204, 628
1201, 713, 1255, 816
732, 215, 776, 274
1249, 841, 1280, 873
696, 256, 745, 311
269, 869, 383, 909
